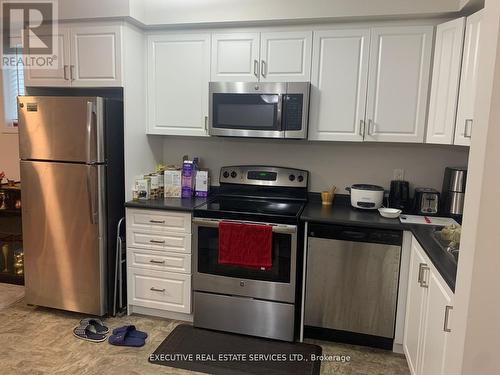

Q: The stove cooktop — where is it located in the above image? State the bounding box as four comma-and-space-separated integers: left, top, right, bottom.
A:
194, 196, 306, 224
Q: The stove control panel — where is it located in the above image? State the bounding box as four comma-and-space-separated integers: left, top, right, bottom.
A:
219, 165, 308, 188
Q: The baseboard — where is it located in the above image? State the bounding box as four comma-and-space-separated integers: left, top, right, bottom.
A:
128, 304, 193, 322
392, 343, 404, 354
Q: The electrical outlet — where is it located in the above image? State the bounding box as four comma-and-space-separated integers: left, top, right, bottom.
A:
393, 168, 405, 181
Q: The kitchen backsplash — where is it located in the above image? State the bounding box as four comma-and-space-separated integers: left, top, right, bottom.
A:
162, 137, 469, 193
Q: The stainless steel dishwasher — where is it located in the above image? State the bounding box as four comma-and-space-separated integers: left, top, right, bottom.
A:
304, 223, 402, 349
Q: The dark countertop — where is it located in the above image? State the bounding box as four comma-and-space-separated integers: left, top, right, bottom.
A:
301, 195, 403, 230
125, 197, 209, 212
407, 224, 457, 292
301, 195, 457, 292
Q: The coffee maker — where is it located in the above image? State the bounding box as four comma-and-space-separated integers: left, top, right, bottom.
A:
441, 167, 467, 221
388, 180, 411, 212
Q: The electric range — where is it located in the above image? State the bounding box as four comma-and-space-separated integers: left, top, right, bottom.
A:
192, 165, 309, 342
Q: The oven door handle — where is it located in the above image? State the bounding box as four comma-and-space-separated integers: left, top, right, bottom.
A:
192, 218, 296, 234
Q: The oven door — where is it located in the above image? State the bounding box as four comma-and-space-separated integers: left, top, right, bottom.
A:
192, 218, 297, 303
209, 82, 286, 138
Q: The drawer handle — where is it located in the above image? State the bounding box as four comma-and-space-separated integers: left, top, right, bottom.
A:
150, 239, 165, 244
150, 220, 165, 224
150, 259, 165, 264
150, 287, 165, 292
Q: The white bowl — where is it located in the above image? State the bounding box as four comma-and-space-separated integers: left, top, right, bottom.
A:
378, 207, 402, 219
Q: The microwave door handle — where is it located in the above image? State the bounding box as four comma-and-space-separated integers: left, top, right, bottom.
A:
277, 94, 284, 132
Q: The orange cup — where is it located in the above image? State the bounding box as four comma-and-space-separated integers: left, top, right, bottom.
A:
321, 191, 334, 205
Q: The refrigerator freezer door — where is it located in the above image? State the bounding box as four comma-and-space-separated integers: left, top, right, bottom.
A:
18, 96, 104, 163
21, 160, 106, 315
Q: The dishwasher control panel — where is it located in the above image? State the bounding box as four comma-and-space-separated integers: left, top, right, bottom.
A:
308, 223, 402, 246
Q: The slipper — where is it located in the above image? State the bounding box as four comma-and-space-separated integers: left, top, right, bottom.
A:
108, 329, 146, 347
112, 325, 148, 339
73, 323, 107, 343
79, 318, 109, 335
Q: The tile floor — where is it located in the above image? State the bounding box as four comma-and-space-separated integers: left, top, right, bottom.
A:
0, 296, 410, 375
0, 282, 24, 309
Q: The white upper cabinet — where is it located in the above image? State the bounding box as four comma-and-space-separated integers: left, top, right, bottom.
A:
147, 33, 210, 136
365, 26, 433, 143
24, 25, 71, 87
211, 31, 312, 82
455, 10, 484, 146
24, 23, 122, 87
211, 33, 260, 82
70, 24, 122, 87
259, 31, 312, 82
426, 18, 465, 145
309, 29, 370, 141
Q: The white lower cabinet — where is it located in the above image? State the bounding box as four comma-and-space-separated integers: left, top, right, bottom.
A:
403, 236, 453, 375
128, 267, 191, 314
126, 208, 192, 318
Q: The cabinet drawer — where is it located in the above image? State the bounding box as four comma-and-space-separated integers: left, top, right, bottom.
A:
128, 268, 191, 313
127, 230, 191, 253
128, 248, 191, 274
126, 208, 191, 233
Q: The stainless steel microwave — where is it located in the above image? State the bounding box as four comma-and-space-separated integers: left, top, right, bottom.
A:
209, 82, 310, 139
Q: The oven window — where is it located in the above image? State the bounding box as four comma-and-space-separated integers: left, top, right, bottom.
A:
197, 227, 291, 283
213, 93, 280, 130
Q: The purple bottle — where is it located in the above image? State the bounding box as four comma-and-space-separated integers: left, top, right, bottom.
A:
181, 161, 194, 198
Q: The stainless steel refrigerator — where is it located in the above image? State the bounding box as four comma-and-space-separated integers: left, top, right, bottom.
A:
18, 96, 124, 316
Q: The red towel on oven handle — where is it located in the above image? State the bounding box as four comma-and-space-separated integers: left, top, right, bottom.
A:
218, 221, 273, 269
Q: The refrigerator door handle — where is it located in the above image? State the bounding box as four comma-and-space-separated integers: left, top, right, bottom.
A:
86, 101, 96, 163
86, 166, 98, 224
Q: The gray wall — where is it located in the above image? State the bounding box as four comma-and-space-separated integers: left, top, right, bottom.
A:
162, 137, 469, 193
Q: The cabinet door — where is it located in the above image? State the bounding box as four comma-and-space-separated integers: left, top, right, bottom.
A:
128, 267, 191, 313
420, 271, 453, 375
309, 29, 370, 141
147, 34, 210, 136
259, 31, 312, 82
403, 239, 429, 375
365, 26, 433, 143
426, 18, 465, 144
211, 33, 260, 82
455, 10, 484, 146
24, 25, 71, 87
70, 24, 122, 87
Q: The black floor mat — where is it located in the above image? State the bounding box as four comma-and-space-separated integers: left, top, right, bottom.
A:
149, 324, 322, 375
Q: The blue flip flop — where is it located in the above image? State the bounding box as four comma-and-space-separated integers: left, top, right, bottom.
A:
79, 318, 109, 335
112, 325, 148, 339
108, 327, 146, 347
